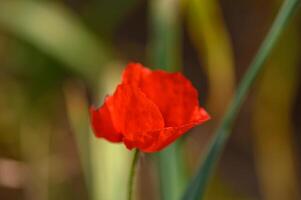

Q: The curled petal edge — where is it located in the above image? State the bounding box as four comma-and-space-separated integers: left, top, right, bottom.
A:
127, 107, 210, 152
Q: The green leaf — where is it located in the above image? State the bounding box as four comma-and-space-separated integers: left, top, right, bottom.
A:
0, 0, 110, 85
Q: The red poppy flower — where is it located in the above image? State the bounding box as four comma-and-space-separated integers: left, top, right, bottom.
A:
90, 63, 210, 152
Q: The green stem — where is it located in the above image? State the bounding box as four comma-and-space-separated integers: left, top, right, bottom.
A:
127, 149, 140, 200
182, 0, 300, 199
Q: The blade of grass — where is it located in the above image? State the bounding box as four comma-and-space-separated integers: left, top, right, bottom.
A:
91, 64, 131, 200
186, 0, 235, 118
185, 0, 236, 198
149, 0, 181, 72
63, 82, 92, 198
182, 0, 300, 199
148, 0, 186, 199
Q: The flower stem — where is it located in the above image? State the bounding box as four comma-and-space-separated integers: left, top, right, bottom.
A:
182, 0, 301, 199
127, 149, 140, 200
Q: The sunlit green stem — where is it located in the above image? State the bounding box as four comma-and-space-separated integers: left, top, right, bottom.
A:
182, 0, 300, 199
127, 149, 140, 200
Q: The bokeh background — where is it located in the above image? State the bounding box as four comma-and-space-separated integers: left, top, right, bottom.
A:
0, 0, 300, 200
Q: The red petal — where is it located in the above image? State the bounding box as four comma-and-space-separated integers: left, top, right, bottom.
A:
142, 126, 192, 152
90, 104, 123, 143
140, 71, 200, 127
122, 62, 151, 87
122, 63, 208, 127
191, 107, 211, 122
142, 111, 210, 152
106, 84, 165, 150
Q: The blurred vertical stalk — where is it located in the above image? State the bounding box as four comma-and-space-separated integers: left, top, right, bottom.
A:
0, 1, 115, 199
64, 81, 92, 197
252, 17, 300, 200
149, 0, 181, 72
186, 0, 235, 118
90, 64, 131, 200
182, 0, 301, 199
64, 65, 132, 200
149, 0, 186, 199
185, 0, 235, 198
64, 75, 129, 200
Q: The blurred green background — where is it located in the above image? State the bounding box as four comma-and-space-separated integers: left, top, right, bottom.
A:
0, 0, 300, 200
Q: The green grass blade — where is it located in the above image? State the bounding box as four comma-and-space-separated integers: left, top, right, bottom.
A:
182, 0, 301, 199
149, 0, 181, 72
148, 0, 186, 199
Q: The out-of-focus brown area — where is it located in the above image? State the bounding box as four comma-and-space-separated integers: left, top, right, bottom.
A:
0, 0, 300, 200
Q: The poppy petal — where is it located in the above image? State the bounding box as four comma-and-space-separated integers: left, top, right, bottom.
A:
106, 84, 164, 150
141, 108, 210, 152
142, 126, 191, 152
140, 70, 200, 127
122, 63, 201, 127
191, 107, 211, 122
122, 62, 151, 87
90, 104, 123, 142
123, 132, 159, 150
142, 121, 209, 152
